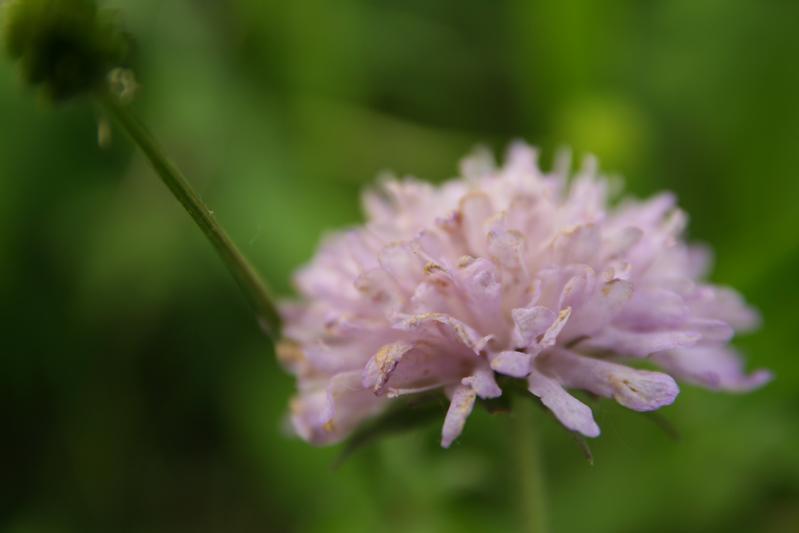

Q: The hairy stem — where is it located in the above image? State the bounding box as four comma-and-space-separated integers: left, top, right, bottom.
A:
512, 395, 549, 533
99, 91, 281, 339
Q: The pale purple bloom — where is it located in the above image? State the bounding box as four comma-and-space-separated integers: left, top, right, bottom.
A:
278, 143, 770, 448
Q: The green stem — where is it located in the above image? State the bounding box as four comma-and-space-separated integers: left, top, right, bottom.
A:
512, 395, 549, 533
98, 91, 281, 339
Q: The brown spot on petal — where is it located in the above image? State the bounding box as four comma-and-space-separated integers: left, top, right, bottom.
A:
370, 342, 415, 392
459, 393, 476, 414
600, 279, 633, 305
324, 313, 353, 334
458, 255, 475, 268
323, 420, 336, 433
451, 322, 471, 347
277, 340, 307, 371
374, 344, 396, 373
437, 210, 463, 233
424, 262, 444, 274
609, 375, 641, 401
405, 312, 432, 327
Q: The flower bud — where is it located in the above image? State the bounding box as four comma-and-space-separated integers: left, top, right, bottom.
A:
2, 0, 129, 101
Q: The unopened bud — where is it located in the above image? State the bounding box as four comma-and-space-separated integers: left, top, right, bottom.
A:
2, 0, 130, 101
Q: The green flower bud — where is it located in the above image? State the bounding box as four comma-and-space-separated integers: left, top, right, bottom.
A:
2, 0, 129, 101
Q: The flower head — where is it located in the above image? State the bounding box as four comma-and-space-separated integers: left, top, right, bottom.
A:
2, 0, 129, 101
279, 143, 770, 447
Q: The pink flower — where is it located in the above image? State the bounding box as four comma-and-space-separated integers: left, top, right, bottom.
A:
278, 143, 770, 447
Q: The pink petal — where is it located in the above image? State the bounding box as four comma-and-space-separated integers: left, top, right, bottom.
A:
562, 279, 633, 339
362, 342, 415, 393
511, 306, 556, 348
580, 327, 700, 357
541, 307, 572, 348
459, 192, 494, 256
689, 285, 761, 332
460, 258, 502, 302
527, 369, 600, 437
291, 372, 385, 445
616, 287, 688, 330
458, 257, 504, 332
394, 312, 486, 354
600, 226, 643, 262
441, 384, 477, 448
557, 267, 596, 310
652, 346, 772, 392
353, 268, 404, 314
687, 318, 734, 343
376, 350, 471, 397
460, 145, 496, 180
490, 350, 533, 378
378, 241, 424, 293
551, 224, 601, 264
462, 366, 503, 399
540, 349, 679, 411
487, 226, 527, 270
505, 141, 539, 173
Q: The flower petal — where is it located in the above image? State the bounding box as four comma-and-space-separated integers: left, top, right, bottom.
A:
580, 327, 700, 357
362, 342, 415, 393
561, 279, 633, 339
527, 369, 600, 437
551, 224, 601, 264
689, 285, 761, 332
652, 346, 772, 392
459, 192, 494, 256
687, 318, 734, 343
600, 226, 643, 262
488, 226, 527, 270
353, 267, 404, 314
441, 384, 477, 448
541, 307, 572, 348
378, 241, 424, 293
459, 257, 502, 302
557, 267, 596, 310
457, 257, 505, 332
370, 345, 473, 396
460, 145, 496, 180
616, 287, 688, 330
490, 350, 533, 378
462, 366, 503, 399
511, 306, 556, 348
291, 371, 386, 445
539, 349, 679, 411
394, 312, 486, 354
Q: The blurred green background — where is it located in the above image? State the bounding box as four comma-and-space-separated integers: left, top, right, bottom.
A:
2, 1, 798, 532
